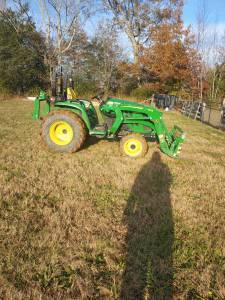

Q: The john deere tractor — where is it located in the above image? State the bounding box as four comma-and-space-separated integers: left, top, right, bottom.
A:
32, 88, 185, 158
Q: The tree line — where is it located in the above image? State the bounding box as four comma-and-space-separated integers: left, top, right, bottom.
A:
0, 0, 224, 104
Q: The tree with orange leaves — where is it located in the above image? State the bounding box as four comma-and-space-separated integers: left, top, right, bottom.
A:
140, 2, 201, 96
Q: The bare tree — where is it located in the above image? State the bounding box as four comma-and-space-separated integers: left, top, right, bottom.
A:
95, 21, 123, 93
102, 1, 185, 65
102, 0, 155, 65
208, 28, 225, 102
195, 0, 225, 103
35, 0, 90, 87
195, 0, 209, 101
0, 0, 6, 11
38, 0, 89, 65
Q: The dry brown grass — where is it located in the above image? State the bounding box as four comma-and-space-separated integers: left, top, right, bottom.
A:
0, 100, 224, 299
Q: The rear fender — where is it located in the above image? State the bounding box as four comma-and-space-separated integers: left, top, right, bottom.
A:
54, 101, 91, 130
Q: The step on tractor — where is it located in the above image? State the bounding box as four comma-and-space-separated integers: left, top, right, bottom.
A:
32, 70, 185, 158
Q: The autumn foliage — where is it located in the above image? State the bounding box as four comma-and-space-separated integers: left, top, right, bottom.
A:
0, 0, 224, 101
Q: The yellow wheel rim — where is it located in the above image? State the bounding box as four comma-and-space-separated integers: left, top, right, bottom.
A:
49, 121, 73, 146
123, 138, 143, 157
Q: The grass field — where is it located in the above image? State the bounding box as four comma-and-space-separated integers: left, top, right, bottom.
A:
0, 100, 224, 299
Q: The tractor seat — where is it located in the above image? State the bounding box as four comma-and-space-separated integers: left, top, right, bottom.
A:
67, 87, 78, 100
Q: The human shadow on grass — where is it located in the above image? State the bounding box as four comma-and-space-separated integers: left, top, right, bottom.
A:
120, 152, 174, 299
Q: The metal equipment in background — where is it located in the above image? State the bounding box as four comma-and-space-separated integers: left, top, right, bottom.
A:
153, 94, 180, 109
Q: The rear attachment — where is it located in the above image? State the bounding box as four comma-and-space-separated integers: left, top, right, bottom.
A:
32, 90, 50, 120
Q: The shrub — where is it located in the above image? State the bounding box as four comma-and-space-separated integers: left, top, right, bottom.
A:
131, 86, 153, 99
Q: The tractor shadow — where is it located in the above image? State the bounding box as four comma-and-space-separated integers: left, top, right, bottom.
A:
82, 136, 117, 151
121, 152, 174, 299
82, 136, 157, 151
82, 136, 100, 150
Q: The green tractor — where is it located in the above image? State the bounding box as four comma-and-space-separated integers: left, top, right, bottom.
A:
32, 88, 185, 158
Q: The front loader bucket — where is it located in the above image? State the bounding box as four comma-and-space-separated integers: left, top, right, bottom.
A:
167, 125, 185, 157
155, 121, 185, 157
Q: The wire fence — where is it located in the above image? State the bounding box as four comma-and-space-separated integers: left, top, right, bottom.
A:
151, 94, 225, 130
152, 94, 180, 109
180, 100, 225, 130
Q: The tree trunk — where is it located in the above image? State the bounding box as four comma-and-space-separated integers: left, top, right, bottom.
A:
130, 37, 139, 65
128, 35, 141, 85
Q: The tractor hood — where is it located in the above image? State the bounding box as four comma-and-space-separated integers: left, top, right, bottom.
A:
105, 97, 162, 117
106, 97, 149, 108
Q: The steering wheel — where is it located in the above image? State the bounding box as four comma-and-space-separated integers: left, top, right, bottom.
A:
91, 93, 105, 104
91, 95, 101, 101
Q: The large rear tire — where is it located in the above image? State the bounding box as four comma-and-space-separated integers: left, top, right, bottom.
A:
120, 133, 148, 158
41, 110, 87, 153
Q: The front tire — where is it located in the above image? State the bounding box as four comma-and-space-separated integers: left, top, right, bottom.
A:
41, 110, 87, 153
120, 133, 148, 158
